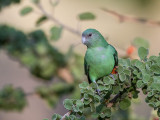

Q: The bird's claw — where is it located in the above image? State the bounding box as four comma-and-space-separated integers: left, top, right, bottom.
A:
110, 74, 115, 80
96, 89, 101, 95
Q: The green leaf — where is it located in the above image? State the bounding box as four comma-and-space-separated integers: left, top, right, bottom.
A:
100, 108, 111, 118
99, 85, 105, 91
36, 16, 48, 26
119, 98, 131, 110
63, 99, 73, 110
91, 113, 99, 119
142, 74, 150, 83
151, 83, 160, 91
20, 6, 33, 16
138, 47, 149, 60
84, 99, 91, 105
133, 37, 149, 48
123, 69, 131, 76
119, 73, 126, 82
78, 12, 96, 21
117, 66, 124, 74
52, 114, 62, 120
103, 108, 111, 117
150, 65, 160, 74
76, 100, 84, 112
136, 80, 144, 88
50, 26, 63, 41
79, 82, 89, 89
32, 0, 40, 4
153, 76, 160, 83
131, 59, 139, 66
113, 86, 120, 94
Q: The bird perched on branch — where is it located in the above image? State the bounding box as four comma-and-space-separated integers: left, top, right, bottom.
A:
82, 29, 118, 93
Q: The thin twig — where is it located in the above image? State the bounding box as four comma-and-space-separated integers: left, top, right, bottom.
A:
60, 111, 72, 120
36, 3, 81, 36
36, 3, 133, 57
60, 98, 84, 120
101, 8, 160, 27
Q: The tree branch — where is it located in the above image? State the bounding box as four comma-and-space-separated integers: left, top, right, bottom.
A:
101, 8, 160, 27
60, 111, 72, 120
36, 3, 81, 36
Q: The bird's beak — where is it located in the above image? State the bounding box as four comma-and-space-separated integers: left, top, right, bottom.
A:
82, 36, 86, 44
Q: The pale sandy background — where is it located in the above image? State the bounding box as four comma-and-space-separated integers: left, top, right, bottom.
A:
0, 0, 160, 119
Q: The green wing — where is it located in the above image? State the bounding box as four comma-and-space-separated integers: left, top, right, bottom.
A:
109, 44, 118, 67
114, 50, 118, 67
84, 58, 92, 83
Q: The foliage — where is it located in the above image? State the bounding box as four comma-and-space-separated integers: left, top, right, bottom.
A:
36, 82, 74, 107
0, 85, 26, 111
20, 6, 33, 16
132, 37, 149, 49
50, 26, 63, 41
0, 25, 67, 80
78, 12, 96, 21
50, 47, 160, 120
0, 0, 21, 11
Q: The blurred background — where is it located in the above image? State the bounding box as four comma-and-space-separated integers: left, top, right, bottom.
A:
0, 0, 160, 120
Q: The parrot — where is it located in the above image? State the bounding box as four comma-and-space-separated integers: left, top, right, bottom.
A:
82, 29, 118, 93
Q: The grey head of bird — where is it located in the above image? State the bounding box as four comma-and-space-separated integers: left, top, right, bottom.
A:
81, 29, 108, 48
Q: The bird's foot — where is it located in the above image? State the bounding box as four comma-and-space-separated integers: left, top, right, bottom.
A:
94, 81, 101, 95
110, 74, 115, 80
96, 89, 101, 95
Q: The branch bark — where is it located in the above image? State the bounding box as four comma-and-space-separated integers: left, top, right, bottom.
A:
60, 111, 72, 120
36, 3, 81, 36
101, 8, 160, 27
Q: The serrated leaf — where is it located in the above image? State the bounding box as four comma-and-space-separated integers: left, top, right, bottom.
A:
50, 26, 63, 41
90, 103, 95, 112
73, 105, 79, 112
153, 76, 160, 83
150, 65, 160, 74
20, 6, 33, 16
123, 69, 131, 76
104, 85, 111, 90
136, 80, 143, 88
84, 94, 89, 100
113, 86, 120, 94
99, 85, 105, 91
131, 59, 139, 66
84, 99, 91, 105
63, 99, 73, 110
78, 12, 96, 21
52, 114, 62, 120
79, 82, 89, 89
119, 73, 126, 82
138, 47, 149, 60
151, 83, 160, 91
91, 113, 99, 119
94, 95, 101, 102
117, 66, 124, 74
133, 37, 149, 48
36, 16, 48, 26
103, 108, 111, 117
142, 74, 150, 83
100, 108, 111, 118
103, 77, 110, 85
119, 98, 131, 110
97, 80, 103, 85
76, 100, 84, 112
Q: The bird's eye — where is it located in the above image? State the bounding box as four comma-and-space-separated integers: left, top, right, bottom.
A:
88, 33, 92, 37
